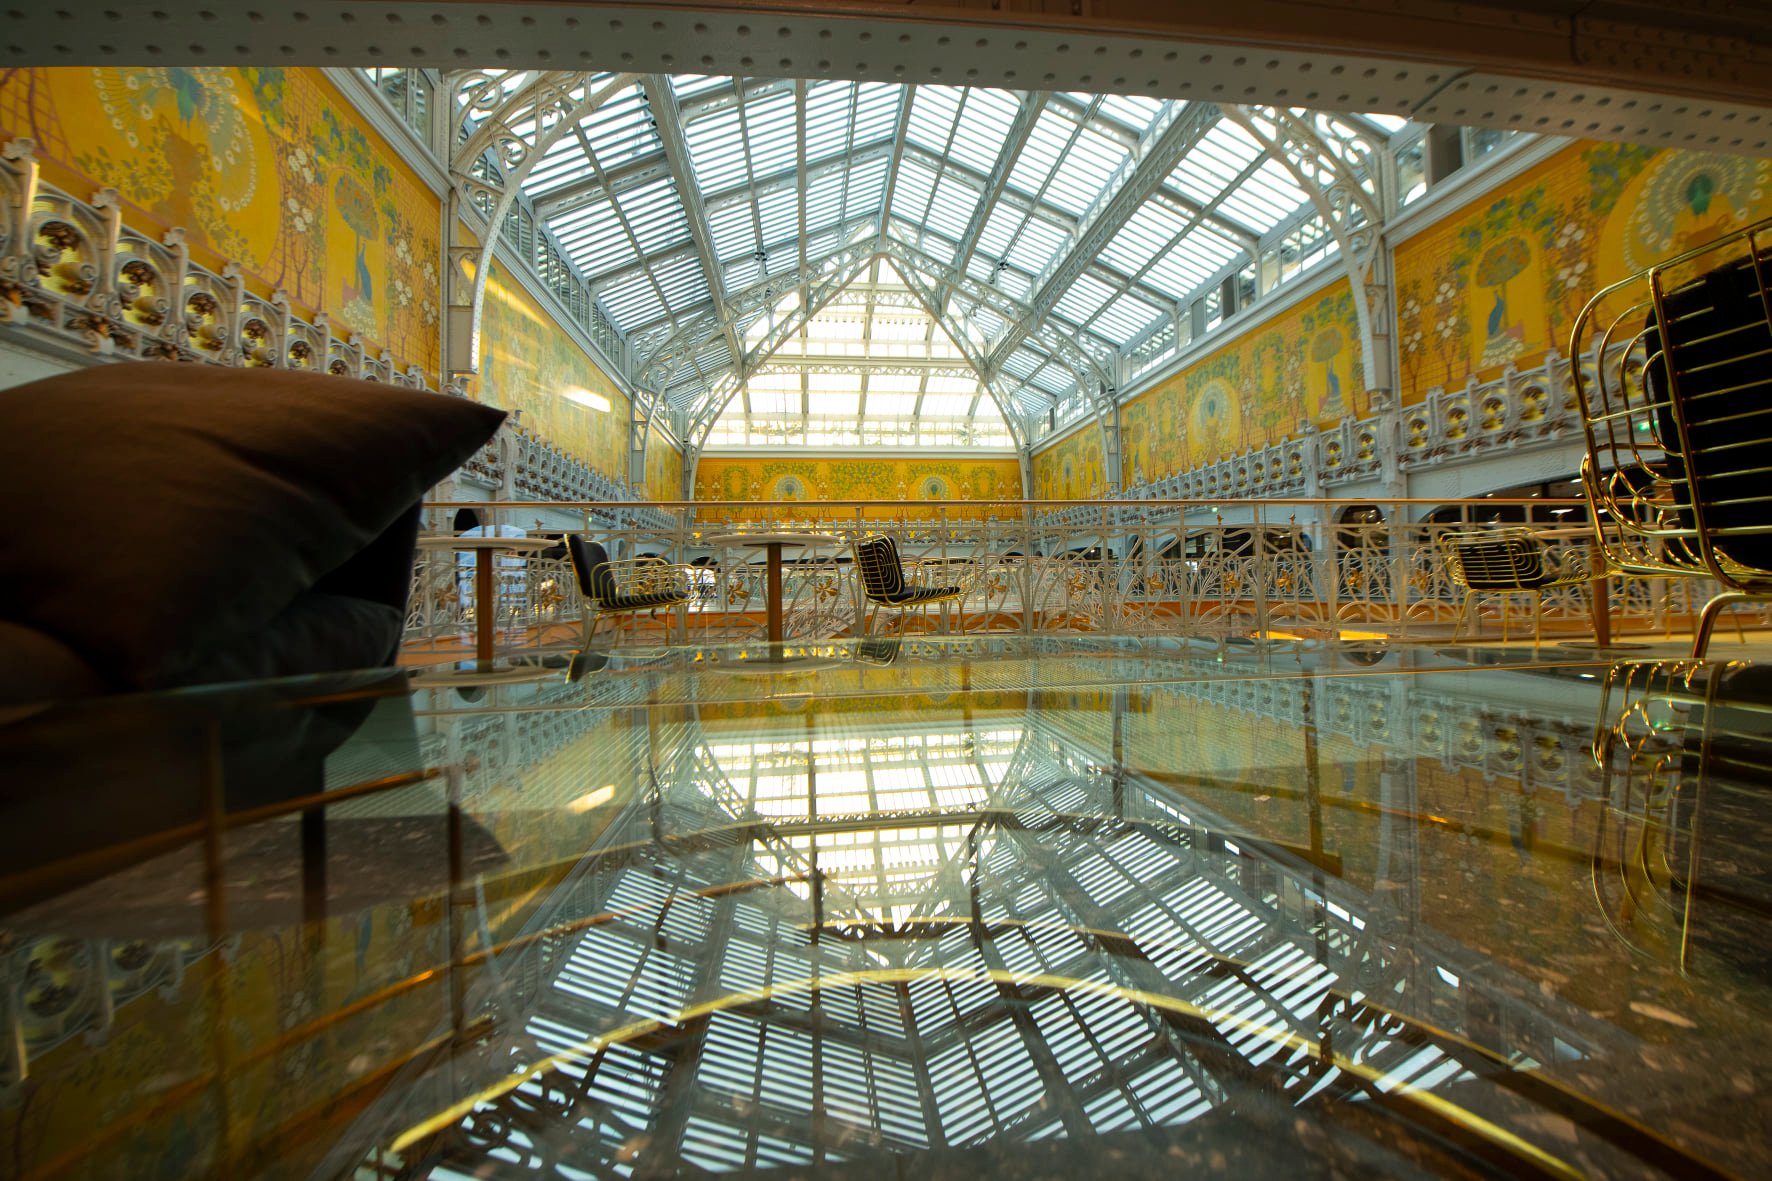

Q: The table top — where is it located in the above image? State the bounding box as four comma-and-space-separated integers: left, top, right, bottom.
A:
415, 533, 557, 551
5, 636, 1770, 1179
701, 530, 841, 548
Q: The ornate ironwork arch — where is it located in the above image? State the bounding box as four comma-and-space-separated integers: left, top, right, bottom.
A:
1217, 105, 1393, 402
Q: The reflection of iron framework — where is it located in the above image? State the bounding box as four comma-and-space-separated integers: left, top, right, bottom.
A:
340, 702, 1659, 1178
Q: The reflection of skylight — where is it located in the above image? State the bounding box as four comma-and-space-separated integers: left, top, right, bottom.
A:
704, 726, 1020, 921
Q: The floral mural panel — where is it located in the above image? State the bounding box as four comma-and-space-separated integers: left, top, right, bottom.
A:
1394, 141, 1772, 403
1031, 426, 1106, 501
693, 457, 1022, 520
1099, 278, 1363, 484
0, 66, 442, 374
473, 264, 631, 476
644, 432, 683, 501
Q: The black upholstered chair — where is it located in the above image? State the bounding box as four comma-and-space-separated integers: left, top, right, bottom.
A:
1436, 527, 1605, 646
852, 535, 966, 634
566, 535, 693, 646
1572, 216, 1772, 655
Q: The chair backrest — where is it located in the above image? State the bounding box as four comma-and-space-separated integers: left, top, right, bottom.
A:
566, 535, 615, 604
1437, 529, 1548, 592
853, 535, 906, 602
1644, 248, 1772, 570
1573, 216, 1772, 582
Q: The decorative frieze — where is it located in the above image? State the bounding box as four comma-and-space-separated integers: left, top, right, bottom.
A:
0, 137, 646, 510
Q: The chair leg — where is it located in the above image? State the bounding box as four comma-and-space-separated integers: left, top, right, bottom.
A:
1499, 594, 1510, 643
1533, 590, 1543, 649
1453, 591, 1474, 642
1693, 592, 1754, 658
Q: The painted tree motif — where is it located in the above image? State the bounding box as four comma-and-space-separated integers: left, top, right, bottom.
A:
1474, 235, 1531, 368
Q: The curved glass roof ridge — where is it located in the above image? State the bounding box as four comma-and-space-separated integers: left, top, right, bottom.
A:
495, 74, 1394, 446
706, 258, 1016, 449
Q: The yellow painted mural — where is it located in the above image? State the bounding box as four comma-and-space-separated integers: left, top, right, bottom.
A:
0, 66, 442, 375
693, 456, 1023, 520
474, 263, 632, 476
1032, 280, 1364, 495
1128, 280, 1363, 486
1395, 141, 1772, 402
644, 430, 684, 500
1031, 425, 1107, 501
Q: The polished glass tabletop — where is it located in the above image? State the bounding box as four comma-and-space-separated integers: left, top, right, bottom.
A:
2, 636, 1768, 1179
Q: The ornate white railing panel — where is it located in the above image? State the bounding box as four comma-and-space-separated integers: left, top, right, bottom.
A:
408, 499, 1767, 650
1098, 342, 1597, 513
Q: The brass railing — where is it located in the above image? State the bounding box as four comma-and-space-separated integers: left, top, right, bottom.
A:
404, 498, 1763, 649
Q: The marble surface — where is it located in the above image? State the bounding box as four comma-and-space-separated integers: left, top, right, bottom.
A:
2, 638, 1768, 1179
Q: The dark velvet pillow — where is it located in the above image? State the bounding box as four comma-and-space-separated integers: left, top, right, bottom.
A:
0, 362, 506, 689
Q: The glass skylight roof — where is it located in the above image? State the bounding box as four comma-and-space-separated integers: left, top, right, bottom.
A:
472, 72, 1393, 445
706, 259, 1015, 449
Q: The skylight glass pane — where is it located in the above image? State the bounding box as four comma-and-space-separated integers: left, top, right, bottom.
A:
1002, 216, 1069, 277
905, 87, 964, 157
920, 393, 975, 415
890, 159, 940, 223
924, 375, 978, 395
1004, 112, 1074, 200
925, 176, 977, 240
807, 391, 860, 415
1092, 290, 1165, 342
1100, 203, 1189, 280
1099, 94, 1164, 133
707, 268, 1012, 450
1215, 158, 1309, 233
864, 392, 918, 414
946, 89, 1021, 172
683, 109, 748, 191
707, 202, 757, 262
1144, 226, 1243, 296
1042, 127, 1127, 217
1053, 273, 1116, 326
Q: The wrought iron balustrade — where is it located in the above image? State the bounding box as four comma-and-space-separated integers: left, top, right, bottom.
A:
407, 498, 1764, 650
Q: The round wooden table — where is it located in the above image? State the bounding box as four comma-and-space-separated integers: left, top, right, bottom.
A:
702, 531, 841, 645
1529, 525, 1646, 649
417, 534, 555, 664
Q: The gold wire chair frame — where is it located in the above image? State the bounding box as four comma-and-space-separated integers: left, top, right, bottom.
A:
1433, 527, 1605, 646
1570, 215, 1772, 655
1589, 661, 1720, 973
850, 534, 975, 634
565, 544, 695, 646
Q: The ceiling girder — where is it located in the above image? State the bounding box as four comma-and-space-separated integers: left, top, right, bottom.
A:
875, 92, 918, 243
641, 77, 747, 387
943, 91, 1047, 302
984, 101, 1222, 385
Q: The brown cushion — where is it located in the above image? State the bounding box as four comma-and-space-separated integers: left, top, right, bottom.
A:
0, 362, 506, 689
0, 621, 107, 706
